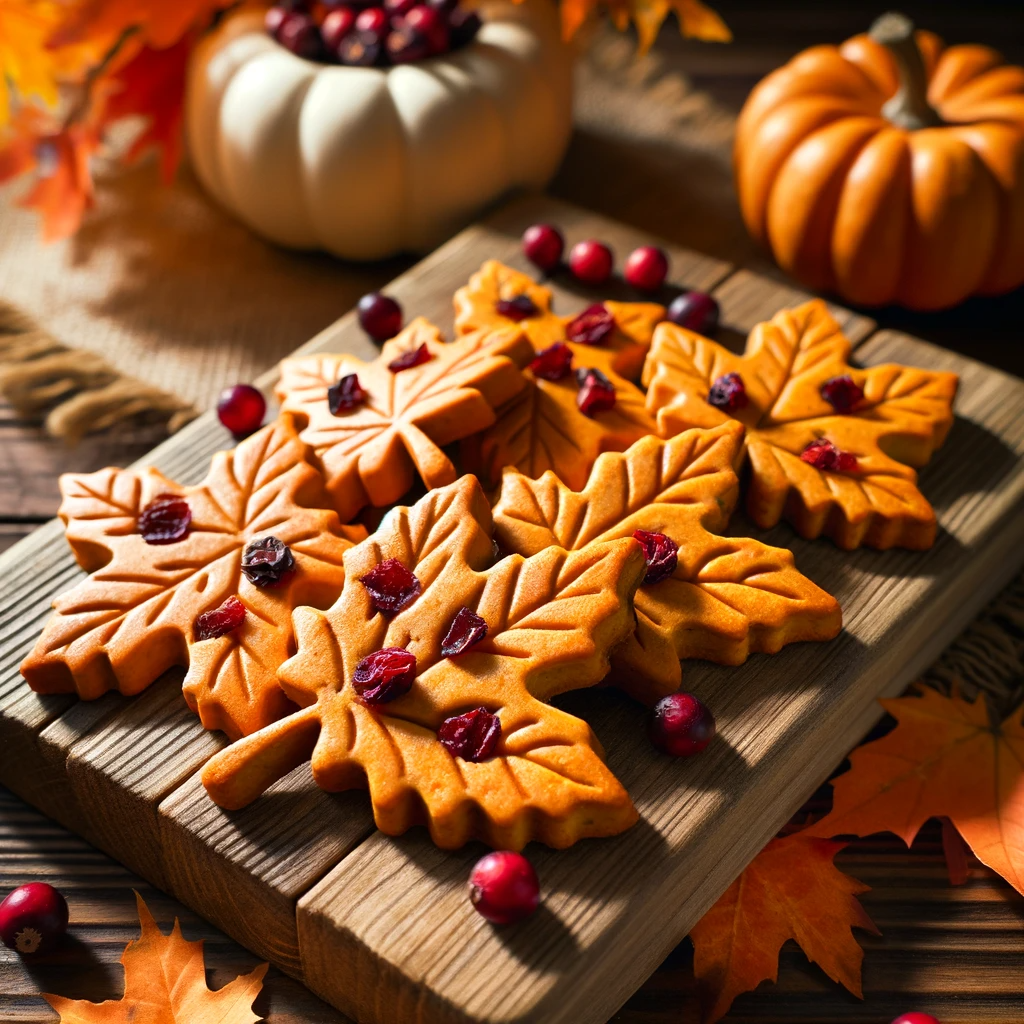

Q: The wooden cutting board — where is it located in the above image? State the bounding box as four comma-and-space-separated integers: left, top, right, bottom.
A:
2, 195, 1023, 1024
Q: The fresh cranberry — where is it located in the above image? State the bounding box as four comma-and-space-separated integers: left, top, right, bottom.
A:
217, 383, 266, 437
0, 883, 69, 955
529, 342, 573, 381
265, 5, 290, 37
403, 5, 448, 53
890, 1016, 941, 1024
568, 240, 613, 286
522, 223, 564, 272
352, 647, 417, 703
278, 13, 324, 57
388, 343, 433, 373
321, 6, 357, 49
441, 607, 488, 657
707, 372, 748, 413
328, 373, 367, 414
650, 692, 716, 757
338, 31, 383, 65
800, 438, 858, 473
495, 295, 539, 322
576, 367, 616, 416
241, 536, 295, 586
139, 494, 191, 545
821, 374, 865, 414
469, 851, 539, 925
360, 557, 422, 613
439, 707, 501, 761
427, 0, 457, 11
566, 303, 614, 346
354, 6, 388, 38
357, 292, 403, 341
384, 0, 417, 17
667, 291, 719, 334
448, 7, 480, 48
624, 245, 669, 292
632, 529, 678, 584
387, 25, 430, 62
194, 596, 247, 641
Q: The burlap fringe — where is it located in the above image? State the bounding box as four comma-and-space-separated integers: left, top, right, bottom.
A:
0, 300, 198, 442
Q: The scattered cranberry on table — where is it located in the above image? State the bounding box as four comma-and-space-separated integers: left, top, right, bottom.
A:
469, 851, 540, 925
217, 383, 266, 437
624, 245, 669, 293
522, 223, 564, 272
568, 239, 614, 286
649, 692, 716, 757
358, 291, 403, 341
890, 1015, 941, 1024
0, 883, 69, 955
666, 290, 720, 334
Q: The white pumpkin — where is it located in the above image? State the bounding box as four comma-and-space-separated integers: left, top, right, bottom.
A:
185, 0, 573, 260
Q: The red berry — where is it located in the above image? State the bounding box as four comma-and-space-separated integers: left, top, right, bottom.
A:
194, 596, 247, 641
321, 6, 357, 49
139, 494, 191, 545
820, 374, 865, 414
800, 438, 859, 473
522, 223, 564, 272
384, 0, 417, 17
495, 295, 539, 322
265, 5, 290, 37
355, 6, 388, 37
217, 384, 266, 436
440, 707, 501, 761
890, 1016, 941, 1024
447, 7, 480, 48
360, 557, 422, 613
469, 851, 539, 925
328, 373, 367, 414
387, 342, 433, 373
358, 292, 403, 341
352, 648, 417, 704
386, 25, 430, 62
565, 303, 614, 346
427, 0, 458, 14
529, 342, 573, 381
632, 529, 678, 585
403, 5, 448, 53
278, 13, 324, 57
441, 607, 488, 657
624, 245, 669, 292
338, 31, 383, 65
568, 239, 613, 285
706, 372, 748, 414
650, 692, 716, 757
241, 536, 296, 587
667, 291, 719, 334
0, 883, 69, 955
575, 367, 616, 417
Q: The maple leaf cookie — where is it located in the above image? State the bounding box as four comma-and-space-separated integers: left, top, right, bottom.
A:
493, 422, 841, 704
276, 318, 533, 522
202, 476, 647, 850
21, 419, 367, 739
454, 260, 665, 380
643, 300, 959, 550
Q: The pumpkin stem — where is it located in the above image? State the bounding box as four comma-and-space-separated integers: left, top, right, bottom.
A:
869, 11, 943, 130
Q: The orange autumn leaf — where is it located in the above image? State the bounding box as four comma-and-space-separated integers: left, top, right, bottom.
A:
52, 0, 235, 50
0, 0, 62, 125
561, 0, 730, 55
809, 686, 1024, 896
690, 834, 878, 1023
44, 891, 268, 1023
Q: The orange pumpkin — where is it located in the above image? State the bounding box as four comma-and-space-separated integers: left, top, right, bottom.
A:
734, 12, 1024, 311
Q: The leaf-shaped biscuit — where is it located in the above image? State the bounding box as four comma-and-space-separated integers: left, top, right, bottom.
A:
453, 260, 665, 380
493, 423, 842, 703
277, 318, 533, 521
201, 476, 647, 850
21, 419, 366, 739
643, 300, 958, 549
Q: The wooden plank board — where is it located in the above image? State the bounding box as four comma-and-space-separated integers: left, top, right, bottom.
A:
0, 195, 1021, 1024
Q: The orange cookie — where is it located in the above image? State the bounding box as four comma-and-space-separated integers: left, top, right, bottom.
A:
454, 260, 665, 380
21, 418, 367, 739
276, 318, 533, 522
201, 476, 646, 851
643, 300, 959, 550
493, 422, 842, 704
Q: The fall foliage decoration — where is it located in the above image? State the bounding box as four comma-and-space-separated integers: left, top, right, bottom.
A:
735, 12, 1024, 311
643, 300, 958, 550
21, 418, 367, 739
561, 0, 730, 57
201, 475, 647, 850
492, 421, 841, 704
44, 891, 268, 1023
689, 834, 878, 1023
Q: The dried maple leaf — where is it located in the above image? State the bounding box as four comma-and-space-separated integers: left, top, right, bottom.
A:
690, 834, 878, 1024
643, 300, 958, 550
45, 891, 267, 1023
202, 475, 647, 850
51, 0, 234, 50
493, 421, 841, 703
561, 0, 730, 54
809, 686, 1024, 896
21, 418, 366, 739
276, 318, 533, 522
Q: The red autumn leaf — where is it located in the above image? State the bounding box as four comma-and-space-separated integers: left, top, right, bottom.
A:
51, 0, 234, 50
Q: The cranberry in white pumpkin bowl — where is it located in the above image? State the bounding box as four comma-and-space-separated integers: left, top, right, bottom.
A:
185, 0, 572, 260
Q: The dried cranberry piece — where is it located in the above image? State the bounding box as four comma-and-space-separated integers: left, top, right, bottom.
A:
328, 373, 367, 414
565, 303, 615, 346
495, 295, 539, 322
800, 438, 859, 472
820, 374, 865, 414
241, 536, 296, 587
360, 558, 422, 613
529, 342, 573, 381
632, 529, 678, 584
441, 607, 488, 657
575, 367, 616, 417
439, 707, 501, 761
388, 343, 433, 373
194, 596, 247, 641
139, 494, 192, 545
707, 372, 748, 413
352, 648, 417, 704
